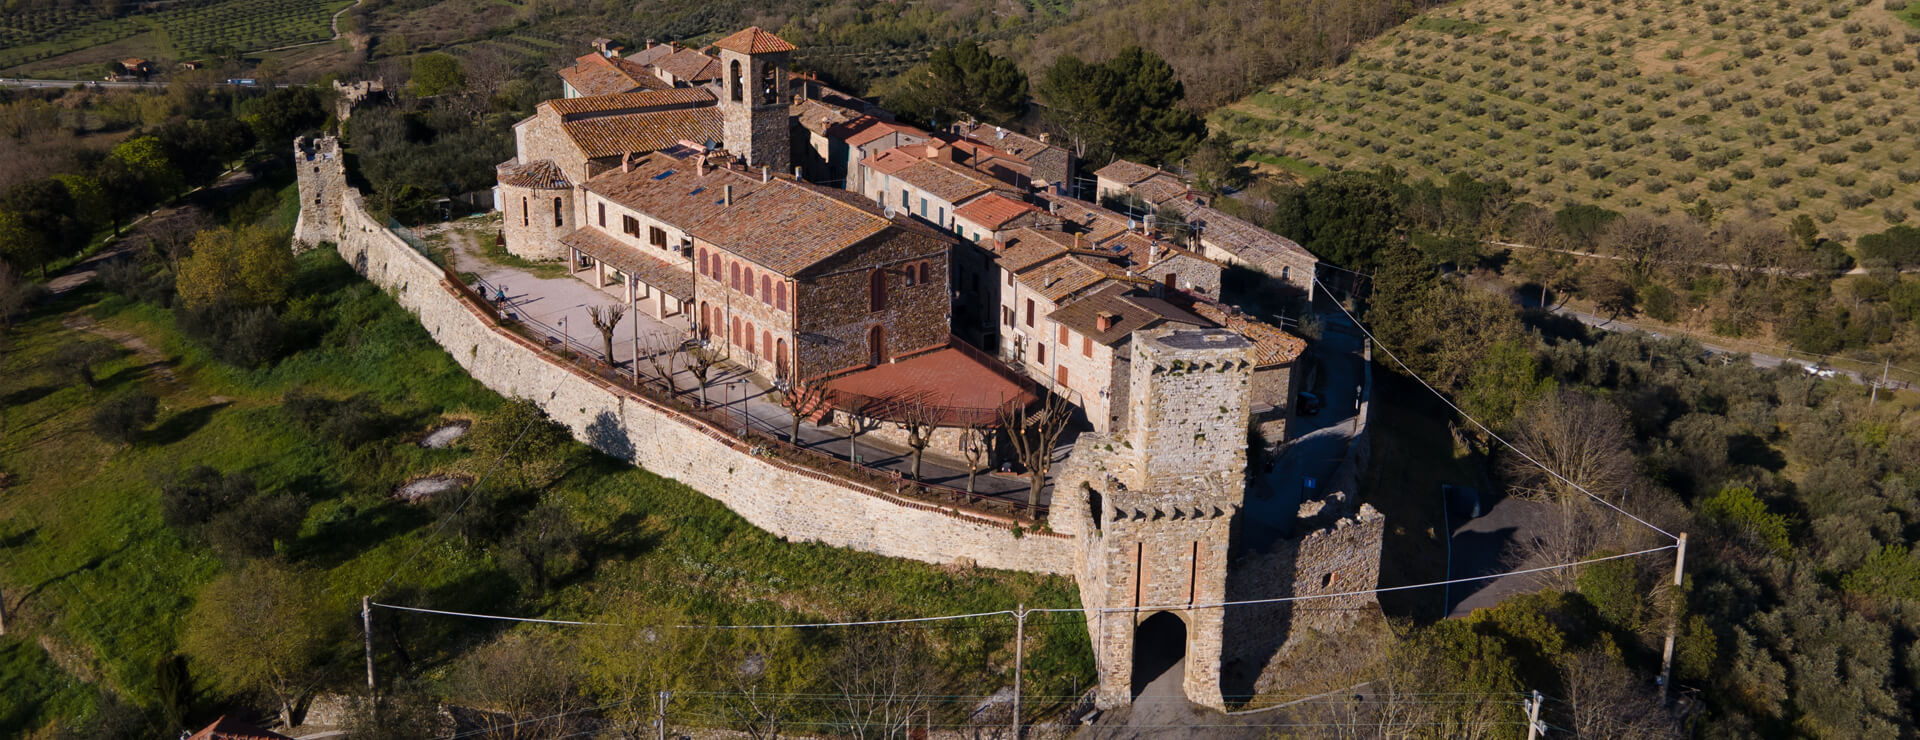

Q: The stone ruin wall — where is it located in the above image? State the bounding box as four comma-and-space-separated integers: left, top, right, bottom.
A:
295, 137, 1074, 576
294, 137, 347, 250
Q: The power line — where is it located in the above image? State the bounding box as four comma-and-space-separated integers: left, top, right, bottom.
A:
1313, 274, 1680, 542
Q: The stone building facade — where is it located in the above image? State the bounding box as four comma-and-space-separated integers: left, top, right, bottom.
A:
497, 160, 576, 261
714, 28, 794, 174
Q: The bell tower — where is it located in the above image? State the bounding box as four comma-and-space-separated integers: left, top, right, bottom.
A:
1053, 326, 1257, 710
714, 26, 794, 174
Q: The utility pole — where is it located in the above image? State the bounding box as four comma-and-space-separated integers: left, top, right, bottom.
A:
1523, 689, 1545, 739
361, 595, 376, 691
1659, 533, 1689, 705
1012, 604, 1026, 739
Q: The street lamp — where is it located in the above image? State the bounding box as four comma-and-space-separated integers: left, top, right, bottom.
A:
734, 380, 750, 437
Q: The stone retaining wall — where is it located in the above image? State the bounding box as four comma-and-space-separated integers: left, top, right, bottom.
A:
302, 138, 1074, 576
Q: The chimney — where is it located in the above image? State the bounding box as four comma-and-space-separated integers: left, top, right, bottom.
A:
794, 166, 802, 179
762, 166, 770, 183
1096, 311, 1117, 332
621, 152, 631, 173
1038, 132, 1050, 145
924, 143, 941, 160
697, 156, 706, 177
724, 184, 733, 206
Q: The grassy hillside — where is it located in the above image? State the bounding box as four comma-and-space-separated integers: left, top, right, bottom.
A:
1214, 0, 1920, 237
0, 241, 1083, 734
0, 0, 352, 76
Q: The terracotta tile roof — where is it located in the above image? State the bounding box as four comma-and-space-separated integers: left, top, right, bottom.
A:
865, 147, 921, 176
557, 228, 694, 300
996, 228, 1076, 271
891, 157, 1000, 204
653, 48, 722, 82
1040, 193, 1134, 244
496, 159, 571, 189
1160, 198, 1319, 268
626, 43, 675, 66
1093, 159, 1165, 186
1048, 284, 1207, 346
844, 118, 928, 147
561, 107, 724, 159
187, 716, 295, 740
587, 153, 909, 275
954, 193, 1042, 230
541, 87, 713, 117
558, 53, 670, 97
1188, 300, 1306, 367
713, 26, 797, 54
695, 181, 895, 275
1130, 175, 1189, 205
823, 346, 1037, 424
950, 121, 1056, 162
793, 97, 859, 135
1017, 254, 1121, 303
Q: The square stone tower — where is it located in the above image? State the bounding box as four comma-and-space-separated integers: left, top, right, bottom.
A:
293, 136, 347, 250
1053, 326, 1257, 710
713, 27, 794, 174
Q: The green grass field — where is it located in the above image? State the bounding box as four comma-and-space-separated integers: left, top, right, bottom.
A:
1215, 0, 1920, 236
0, 213, 1086, 733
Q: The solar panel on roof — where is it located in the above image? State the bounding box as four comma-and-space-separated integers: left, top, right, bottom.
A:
652, 169, 676, 180
689, 187, 705, 195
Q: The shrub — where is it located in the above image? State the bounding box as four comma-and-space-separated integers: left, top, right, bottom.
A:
178, 301, 286, 368
50, 341, 117, 388
1700, 485, 1793, 556
91, 390, 158, 445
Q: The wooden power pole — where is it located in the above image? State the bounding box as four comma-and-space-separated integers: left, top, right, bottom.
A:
362, 595, 376, 691
1659, 533, 1689, 705
1523, 689, 1545, 739
1012, 604, 1026, 739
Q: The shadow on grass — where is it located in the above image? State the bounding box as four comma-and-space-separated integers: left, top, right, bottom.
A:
143, 401, 230, 446
1364, 371, 1489, 624
376, 570, 521, 673
294, 501, 435, 569
0, 384, 56, 408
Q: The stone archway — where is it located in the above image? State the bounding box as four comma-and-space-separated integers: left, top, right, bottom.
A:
1131, 610, 1188, 698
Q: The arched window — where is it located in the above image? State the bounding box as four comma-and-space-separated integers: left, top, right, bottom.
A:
760, 275, 772, 305
775, 282, 787, 312
730, 262, 740, 290
919, 261, 932, 285
729, 60, 743, 102
867, 325, 886, 366
553, 197, 563, 227
521, 197, 528, 227
731, 315, 742, 347
699, 301, 711, 340
759, 64, 778, 105
903, 266, 917, 287
761, 330, 771, 359
776, 338, 788, 379
743, 268, 755, 299
868, 268, 886, 312
1280, 266, 1291, 281
745, 322, 755, 354
698, 249, 708, 276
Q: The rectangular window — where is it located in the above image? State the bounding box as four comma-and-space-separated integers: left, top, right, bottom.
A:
1025, 299, 1034, 327
937, 206, 944, 226
1083, 335, 1092, 357
1058, 325, 1069, 345
622, 215, 640, 237
1057, 365, 1069, 386
597, 202, 606, 227
1005, 271, 1013, 286
899, 189, 908, 208
1037, 343, 1046, 364
650, 226, 667, 247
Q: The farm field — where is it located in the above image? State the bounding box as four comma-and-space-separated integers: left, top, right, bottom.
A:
1214, 0, 1920, 237
0, 0, 352, 75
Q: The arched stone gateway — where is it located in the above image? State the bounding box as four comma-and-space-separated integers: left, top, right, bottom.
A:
1131, 611, 1188, 698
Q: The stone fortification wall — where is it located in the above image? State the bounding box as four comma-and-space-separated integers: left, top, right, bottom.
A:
294, 137, 347, 250
301, 138, 1073, 575
1222, 504, 1385, 669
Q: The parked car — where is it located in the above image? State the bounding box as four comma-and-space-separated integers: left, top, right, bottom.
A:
1295, 391, 1322, 416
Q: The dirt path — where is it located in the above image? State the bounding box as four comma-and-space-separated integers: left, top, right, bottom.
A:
60, 315, 178, 387
45, 167, 253, 297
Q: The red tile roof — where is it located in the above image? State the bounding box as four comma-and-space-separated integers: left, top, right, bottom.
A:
1189, 301, 1306, 367
823, 346, 1037, 425
713, 26, 797, 54
653, 48, 722, 82
558, 228, 694, 299
496, 159, 571, 189
558, 53, 669, 97
954, 193, 1042, 230
1093, 159, 1165, 186
844, 118, 928, 147
187, 716, 294, 740
541, 87, 713, 118
561, 107, 724, 159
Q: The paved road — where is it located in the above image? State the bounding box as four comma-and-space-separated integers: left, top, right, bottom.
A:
1246, 313, 1365, 534
439, 226, 1058, 508
1543, 303, 1878, 385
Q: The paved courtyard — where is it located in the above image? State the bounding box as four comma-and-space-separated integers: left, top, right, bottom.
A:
437, 220, 1064, 508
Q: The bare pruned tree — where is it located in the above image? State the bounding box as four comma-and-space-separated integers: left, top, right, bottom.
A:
897, 394, 940, 482
960, 420, 989, 494
1504, 390, 1642, 588
999, 388, 1073, 512
839, 399, 878, 466
828, 627, 942, 738
686, 341, 719, 407
771, 381, 809, 444
643, 331, 679, 396
585, 304, 626, 366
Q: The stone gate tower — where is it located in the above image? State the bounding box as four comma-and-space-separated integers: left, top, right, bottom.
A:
293, 135, 346, 250
1054, 326, 1257, 710
713, 26, 794, 174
